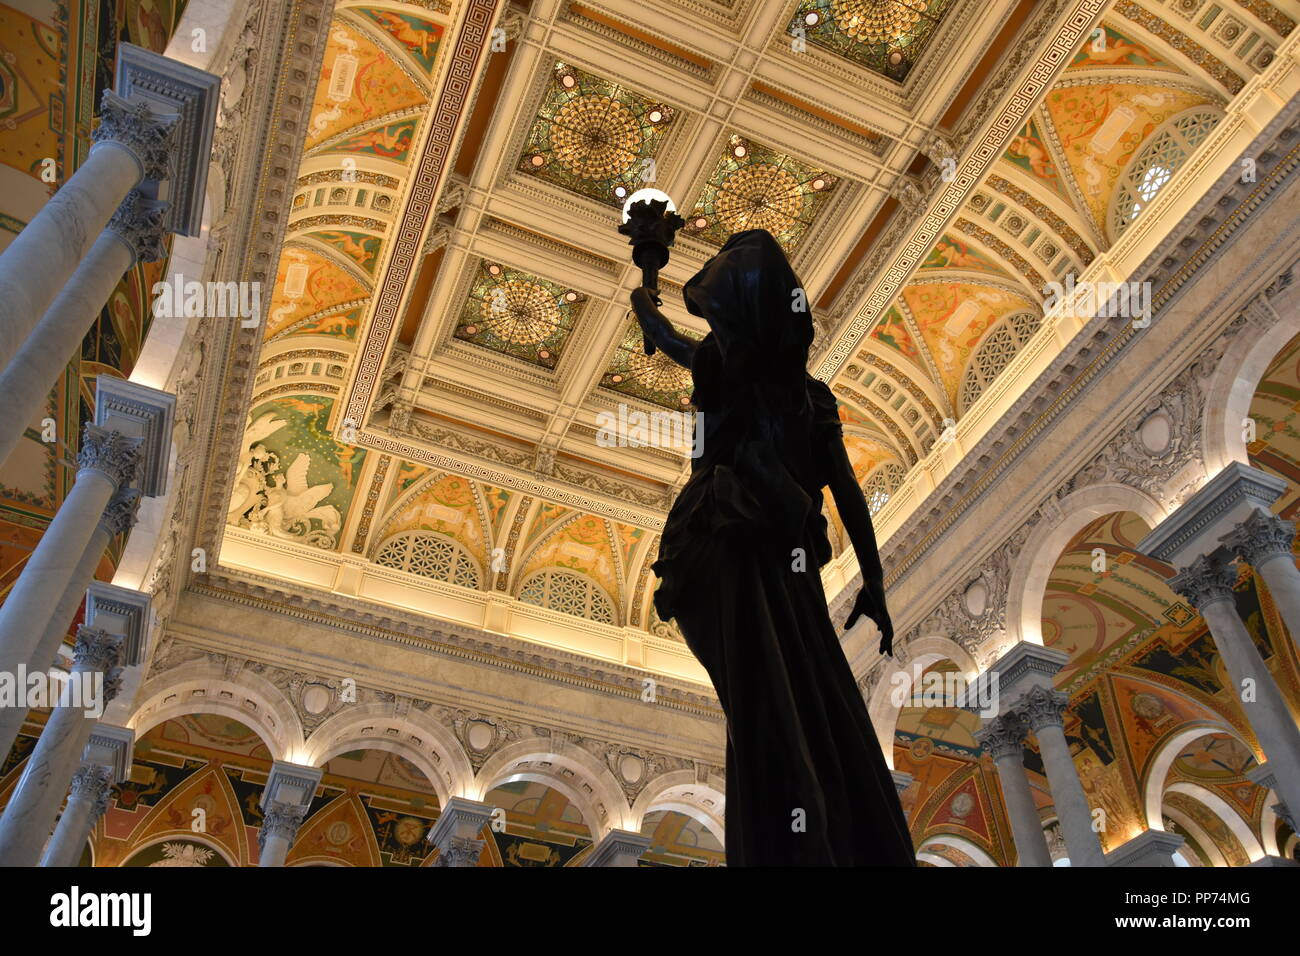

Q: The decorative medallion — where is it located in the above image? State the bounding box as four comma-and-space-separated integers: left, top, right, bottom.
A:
789, 0, 956, 81
519, 62, 676, 206
454, 261, 587, 369
684, 134, 837, 252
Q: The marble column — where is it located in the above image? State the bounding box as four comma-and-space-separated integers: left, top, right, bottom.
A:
0, 92, 176, 373
0, 487, 140, 763
39, 764, 113, 868
1168, 555, 1300, 819
1246, 764, 1296, 833
1221, 509, 1300, 653
0, 426, 140, 686
583, 829, 652, 867
0, 191, 169, 468
0, 626, 123, 866
1016, 685, 1106, 867
256, 761, 321, 867
428, 796, 494, 867
976, 712, 1053, 867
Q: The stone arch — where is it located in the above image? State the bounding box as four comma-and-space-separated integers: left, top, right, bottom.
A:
1202, 294, 1300, 474
120, 833, 238, 868
128, 658, 302, 762
866, 634, 979, 764
1140, 720, 1246, 832
474, 737, 633, 838
1007, 483, 1165, 647
917, 833, 997, 867
630, 768, 726, 839
300, 703, 474, 808
1165, 780, 1265, 862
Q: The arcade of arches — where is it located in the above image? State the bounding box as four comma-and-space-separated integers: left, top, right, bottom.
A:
0, 0, 1299, 867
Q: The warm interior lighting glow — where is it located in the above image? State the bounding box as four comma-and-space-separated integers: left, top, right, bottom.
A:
620, 187, 677, 223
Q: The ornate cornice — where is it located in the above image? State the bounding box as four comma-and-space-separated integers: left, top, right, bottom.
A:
181, 573, 723, 719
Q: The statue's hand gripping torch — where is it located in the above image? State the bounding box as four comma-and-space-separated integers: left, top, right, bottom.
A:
618, 190, 684, 356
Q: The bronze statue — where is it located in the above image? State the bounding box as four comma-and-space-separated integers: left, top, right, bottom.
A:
629, 228, 915, 866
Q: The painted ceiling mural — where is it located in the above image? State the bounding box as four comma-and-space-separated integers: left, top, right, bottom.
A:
1247, 326, 1300, 516
0, 0, 1293, 873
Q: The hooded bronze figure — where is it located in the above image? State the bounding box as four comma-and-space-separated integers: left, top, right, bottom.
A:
630, 229, 915, 866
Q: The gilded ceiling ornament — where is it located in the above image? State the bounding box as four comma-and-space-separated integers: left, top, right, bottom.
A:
456, 262, 584, 369
712, 163, 805, 235
550, 94, 642, 179
625, 346, 693, 395
520, 63, 675, 206
830, 0, 926, 44
791, 0, 954, 80
602, 317, 698, 408
479, 279, 562, 345
686, 134, 836, 252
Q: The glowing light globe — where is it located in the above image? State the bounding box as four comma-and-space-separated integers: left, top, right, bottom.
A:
620, 188, 677, 224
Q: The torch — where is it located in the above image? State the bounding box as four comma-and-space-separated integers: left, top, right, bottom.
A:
618, 188, 684, 355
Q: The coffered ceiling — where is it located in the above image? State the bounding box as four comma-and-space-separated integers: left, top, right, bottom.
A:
220, 0, 1296, 680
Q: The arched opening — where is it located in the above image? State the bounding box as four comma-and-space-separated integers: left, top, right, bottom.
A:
637, 809, 724, 867
480, 779, 595, 867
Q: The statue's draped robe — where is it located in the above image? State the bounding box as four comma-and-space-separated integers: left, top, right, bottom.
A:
651, 230, 915, 866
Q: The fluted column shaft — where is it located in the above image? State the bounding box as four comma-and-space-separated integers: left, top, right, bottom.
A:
1171, 555, 1300, 819
1018, 686, 1106, 867
0, 486, 140, 762
978, 713, 1052, 867
0, 426, 140, 686
0, 627, 122, 866
0, 192, 168, 467
41, 763, 113, 867
1222, 510, 1300, 654
0, 92, 175, 372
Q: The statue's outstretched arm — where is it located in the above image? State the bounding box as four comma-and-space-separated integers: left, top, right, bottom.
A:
629, 287, 698, 369
825, 433, 896, 654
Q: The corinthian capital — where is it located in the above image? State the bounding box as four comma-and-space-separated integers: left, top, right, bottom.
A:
98, 486, 143, 538
78, 424, 143, 489
433, 835, 486, 867
71, 625, 124, 674
106, 190, 171, 265
1015, 685, 1069, 733
258, 802, 308, 852
92, 90, 179, 182
975, 712, 1028, 761
1220, 509, 1296, 568
70, 764, 115, 819
1167, 553, 1238, 611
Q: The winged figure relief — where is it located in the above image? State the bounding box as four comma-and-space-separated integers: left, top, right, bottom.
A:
264, 453, 342, 536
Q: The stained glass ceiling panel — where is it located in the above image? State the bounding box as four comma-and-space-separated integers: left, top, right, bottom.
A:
453, 260, 587, 370
601, 315, 699, 409
789, 0, 956, 82
519, 62, 677, 207
684, 133, 837, 253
